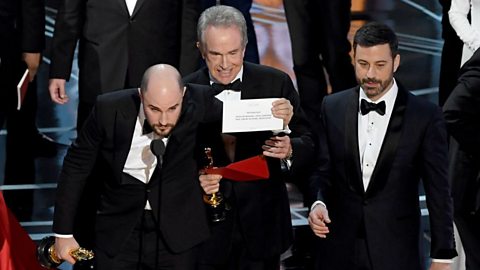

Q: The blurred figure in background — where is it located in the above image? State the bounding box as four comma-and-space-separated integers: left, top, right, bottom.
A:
283, 0, 356, 134
438, 0, 463, 106
0, 0, 57, 221
449, 0, 480, 66
48, 0, 200, 129
444, 48, 480, 270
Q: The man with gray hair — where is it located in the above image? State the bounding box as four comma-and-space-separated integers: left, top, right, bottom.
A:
184, 5, 315, 269
52, 64, 221, 269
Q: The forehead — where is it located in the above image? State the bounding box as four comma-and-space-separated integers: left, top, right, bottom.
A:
355, 43, 393, 62
143, 80, 182, 107
204, 25, 242, 45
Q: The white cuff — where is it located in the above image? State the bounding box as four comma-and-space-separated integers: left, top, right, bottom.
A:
311, 200, 326, 211
273, 125, 292, 135
54, 234, 74, 238
431, 259, 453, 263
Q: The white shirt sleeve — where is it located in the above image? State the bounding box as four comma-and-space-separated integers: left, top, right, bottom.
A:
449, 0, 480, 51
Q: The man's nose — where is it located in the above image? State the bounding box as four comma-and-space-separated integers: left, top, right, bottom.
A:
220, 55, 228, 69
366, 66, 376, 78
159, 114, 167, 125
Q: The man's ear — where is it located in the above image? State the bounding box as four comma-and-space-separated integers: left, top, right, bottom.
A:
138, 88, 143, 101
393, 54, 400, 73
197, 42, 206, 59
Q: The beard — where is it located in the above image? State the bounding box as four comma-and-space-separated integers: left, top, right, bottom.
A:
359, 76, 394, 100
152, 123, 175, 137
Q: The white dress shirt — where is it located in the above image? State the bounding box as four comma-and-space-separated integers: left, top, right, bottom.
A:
125, 0, 137, 16
124, 103, 168, 209
358, 80, 398, 191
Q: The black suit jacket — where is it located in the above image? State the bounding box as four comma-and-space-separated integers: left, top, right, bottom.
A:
53, 84, 220, 256
0, 0, 44, 89
183, 62, 315, 261
0, 0, 44, 128
0, 0, 44, 56
311, 84, 456, 270
444, 48, 480, 215
50, 0, 199, 106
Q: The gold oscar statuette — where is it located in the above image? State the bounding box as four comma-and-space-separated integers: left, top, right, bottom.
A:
203, 147, 226, 222
37, 236, 94, 268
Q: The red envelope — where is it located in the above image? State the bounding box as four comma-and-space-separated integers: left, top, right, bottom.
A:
16, 69, 29, 110
205, 155, 269, 181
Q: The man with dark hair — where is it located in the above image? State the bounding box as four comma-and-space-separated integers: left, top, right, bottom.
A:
184, 5, 315, 269
308, 22, 457, 270
53, 64, 221, 269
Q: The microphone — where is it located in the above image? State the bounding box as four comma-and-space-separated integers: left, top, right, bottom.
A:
150, 139, 165, 166
146, 139, 166, 269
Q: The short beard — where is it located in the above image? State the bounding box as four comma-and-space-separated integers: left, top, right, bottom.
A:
360, 76, 393, 100
153, 124, 175, 137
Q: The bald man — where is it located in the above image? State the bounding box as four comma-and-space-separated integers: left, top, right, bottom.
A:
52, 64, 221, 270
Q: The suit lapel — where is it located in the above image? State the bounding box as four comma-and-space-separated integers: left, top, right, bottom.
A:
365, 86, 408, 197
131, 0, 146, 18
114, 91, 141, 182
240, 62, 265, 99
117, 0, 130, 16
344, 88, 364, 194
195, 67, 212, 85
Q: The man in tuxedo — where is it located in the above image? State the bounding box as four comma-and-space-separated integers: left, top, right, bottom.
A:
183, 6, 315, 269
48, 0, 200, 128
308, 22, 457, 270
53, 64, 221, 269
444, 48, 480, 269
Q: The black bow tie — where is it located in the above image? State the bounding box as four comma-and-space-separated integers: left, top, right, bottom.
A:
142, 119, 153, 135
360, 99, 386, 116
211, 79, 242, 94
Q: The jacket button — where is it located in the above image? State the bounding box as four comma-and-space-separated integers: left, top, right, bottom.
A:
146, 189, 151, 193
363, 200, 368, 206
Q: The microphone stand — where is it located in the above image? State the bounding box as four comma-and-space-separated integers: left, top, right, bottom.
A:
149, 139, 165, 269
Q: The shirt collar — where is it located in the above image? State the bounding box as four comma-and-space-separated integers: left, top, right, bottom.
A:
359, 78, 398, 116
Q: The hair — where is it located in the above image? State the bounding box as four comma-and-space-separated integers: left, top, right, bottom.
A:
197, 5, 248, 49
140, 64, 184, 93
353, 22, 399, 57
